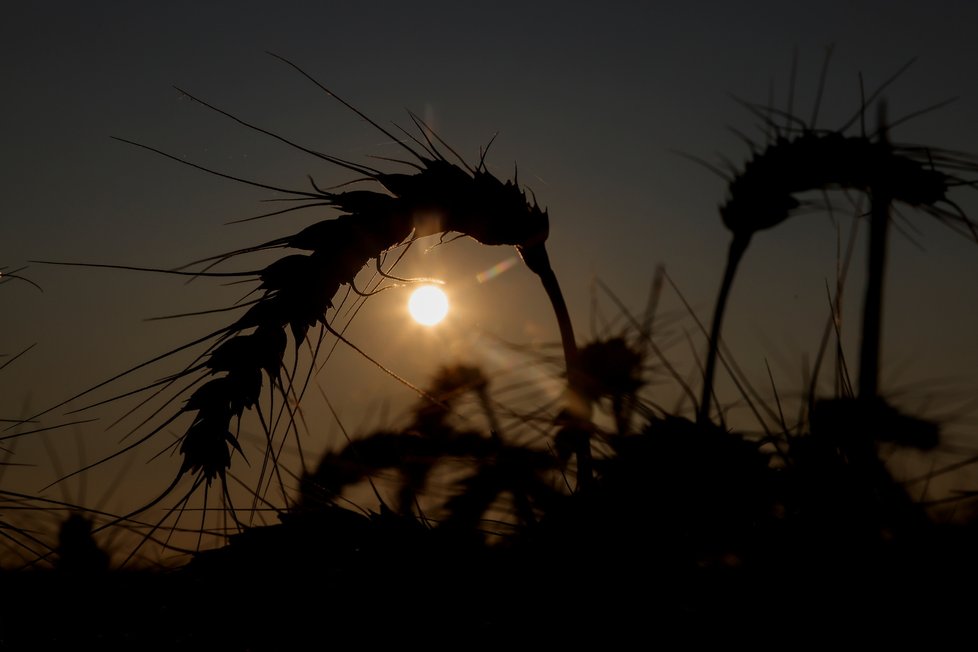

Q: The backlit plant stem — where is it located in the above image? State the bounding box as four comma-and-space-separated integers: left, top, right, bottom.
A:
698, 234, 750, 425
518, 242, 592, 492
858, 104, 891, 400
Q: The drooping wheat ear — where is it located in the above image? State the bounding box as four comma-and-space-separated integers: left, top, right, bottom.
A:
697, 81, 978, 425
39, 58, 591, 529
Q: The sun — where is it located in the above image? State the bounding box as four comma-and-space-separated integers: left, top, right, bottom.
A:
408, 285, 449, 326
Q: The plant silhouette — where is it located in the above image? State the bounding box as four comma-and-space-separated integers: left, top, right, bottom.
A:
4, 55, 978, 645
696, 56, 978, 425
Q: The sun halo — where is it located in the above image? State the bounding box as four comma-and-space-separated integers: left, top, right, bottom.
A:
408, 285, 449, 326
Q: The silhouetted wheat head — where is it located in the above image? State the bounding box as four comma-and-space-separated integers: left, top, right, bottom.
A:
299, 363, 562, 534
23, 54, 591, 563
697, 56, 978, 425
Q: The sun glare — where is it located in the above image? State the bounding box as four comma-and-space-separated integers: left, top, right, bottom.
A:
408, 285, 449, 326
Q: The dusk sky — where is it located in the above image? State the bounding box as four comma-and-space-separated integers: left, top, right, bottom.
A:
3, 1, 978, 556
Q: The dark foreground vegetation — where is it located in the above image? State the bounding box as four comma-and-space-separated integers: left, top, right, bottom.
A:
5, 400, 978, 646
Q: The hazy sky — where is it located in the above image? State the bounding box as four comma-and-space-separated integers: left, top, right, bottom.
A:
4, 1, 978, 555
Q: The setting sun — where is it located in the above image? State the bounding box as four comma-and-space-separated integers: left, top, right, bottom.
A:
408, 285, 449, 326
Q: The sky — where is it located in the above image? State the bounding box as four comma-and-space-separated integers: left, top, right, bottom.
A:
3, 1, 978, 562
